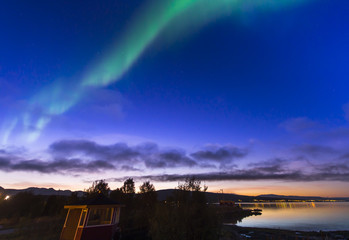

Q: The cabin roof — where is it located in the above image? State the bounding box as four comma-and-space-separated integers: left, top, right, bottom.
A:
65, 193, 122, 208
84, 193, 120, 205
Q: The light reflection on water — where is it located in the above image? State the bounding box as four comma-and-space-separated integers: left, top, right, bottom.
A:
237, 202, 349, 231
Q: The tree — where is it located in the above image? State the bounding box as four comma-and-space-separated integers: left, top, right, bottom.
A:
139, 181, 157, 208
42, 195, 66, 216
139, 181, 155, 194
150, 177, 220, 240
110, 178, 136, 204
121, 178, 135, 194
178, 177, 208, 192
86, 179, 110, 197
110, 188, 124, 203
111, 178, 136, 235
136, 181, 157, 229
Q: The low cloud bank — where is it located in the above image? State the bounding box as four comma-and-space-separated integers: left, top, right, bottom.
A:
0, 140, 248, 174
1, 138, 349, 183
108, 166, 349, 183
107, 157, 349, 182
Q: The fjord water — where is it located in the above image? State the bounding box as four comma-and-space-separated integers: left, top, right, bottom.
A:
237, 202, 349, 231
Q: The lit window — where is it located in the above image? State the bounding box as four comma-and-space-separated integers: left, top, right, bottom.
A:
87, 208, 113, 226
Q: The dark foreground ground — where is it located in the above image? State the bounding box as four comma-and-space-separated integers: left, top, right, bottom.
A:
222, 225, 349, 240
1, 224, 348, 240
0, 214, 348, 240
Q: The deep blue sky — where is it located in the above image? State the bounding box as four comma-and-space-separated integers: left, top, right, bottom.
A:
0, 0, 349, 196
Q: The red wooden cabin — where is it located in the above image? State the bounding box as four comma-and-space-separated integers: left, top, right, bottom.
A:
219, 200, 235, 206
60, 194, 123, 240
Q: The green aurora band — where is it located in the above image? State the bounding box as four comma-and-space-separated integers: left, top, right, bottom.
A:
2, 0, 309, 143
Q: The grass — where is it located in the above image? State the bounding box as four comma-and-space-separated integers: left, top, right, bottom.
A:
0, 216, 65, 240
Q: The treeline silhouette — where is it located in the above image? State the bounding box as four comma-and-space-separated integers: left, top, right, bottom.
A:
0, 192, 75, 219
0, 178, 221, 240
87, 178, 220, 240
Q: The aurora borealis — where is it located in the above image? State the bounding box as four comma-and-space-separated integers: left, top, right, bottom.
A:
1, 0, 349, 196
3, 0, 309, 144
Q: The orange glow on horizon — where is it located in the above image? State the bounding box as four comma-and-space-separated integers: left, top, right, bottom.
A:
2, 180, 349, 198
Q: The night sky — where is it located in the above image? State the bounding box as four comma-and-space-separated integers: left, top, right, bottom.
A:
1, 0, 349, 197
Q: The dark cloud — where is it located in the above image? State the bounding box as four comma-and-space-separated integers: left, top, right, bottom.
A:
0, 156, 115, 174
49, 140, 140, 162
339, 153, 349, 160
49, 140, 248, 170
248, 158, 287, 174
107, 171, 302, 182
84, 160, 115, 170
190, 145, 248, 168
11, 159, 54, 173
110, 168, 349, 183
191, 146, 247, 161
2, 139, 349, 183
109, 158, 349, 183
145, 150, 197, 168
120, 165, 140, 171
0, 146, 27, 155
134, 142, 159, 154
0, 157, 11, 168
1, 140, 249, 174
0, 145, 116, 173
314, 163, 349, 174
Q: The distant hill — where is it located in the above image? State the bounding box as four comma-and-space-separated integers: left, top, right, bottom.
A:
156, 189, 254, 202
257, 194, 349, 201
157, 189, 349, 202
1, 186, 348, 202
1, 186, 84, 197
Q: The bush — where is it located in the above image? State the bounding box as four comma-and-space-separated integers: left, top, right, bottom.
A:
150, 178, 221, 240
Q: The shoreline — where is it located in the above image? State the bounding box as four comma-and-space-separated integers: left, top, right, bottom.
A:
223, 225, 349, 240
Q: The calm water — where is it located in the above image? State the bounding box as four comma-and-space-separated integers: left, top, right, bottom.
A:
236, 202, 349, 231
